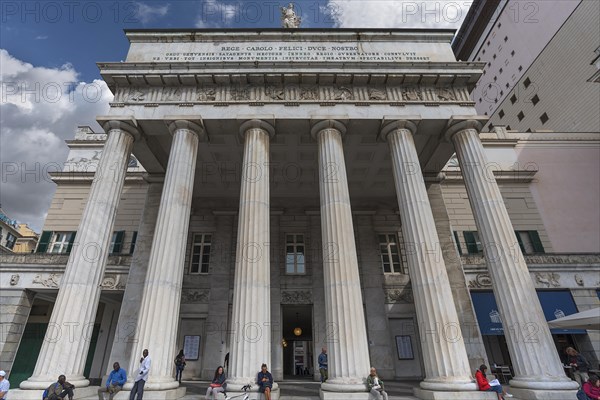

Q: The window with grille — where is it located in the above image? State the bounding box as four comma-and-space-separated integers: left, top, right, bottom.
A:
285, 234, 305, 274
463, 231, 483, 254
378, 233, 404, 274
5, 233, 17, 250
49, 232, 76, 254
540, 112, 549, 124
190, 233, 212, 274
518, 111, 525, 121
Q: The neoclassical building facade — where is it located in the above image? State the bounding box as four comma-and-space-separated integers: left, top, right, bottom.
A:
1, 29, 599, 400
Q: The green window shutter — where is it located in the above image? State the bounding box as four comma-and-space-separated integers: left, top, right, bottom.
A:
129, 231, 138, 254
463, 231, 479, 254
529, 231, 545, 253
453, 231, 463, 255
36, 231, 52, 253
515, 231, 525, 253
112, 231, 125, 254
66, 231, 77, 254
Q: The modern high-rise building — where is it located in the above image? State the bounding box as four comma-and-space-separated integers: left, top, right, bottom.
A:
453, 0, 600, 132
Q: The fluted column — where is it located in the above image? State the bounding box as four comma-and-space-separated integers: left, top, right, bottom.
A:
311, 119, 370, 394
228, 120, 274, 387
380, 119, 476, 392
447, 118, 578, 393
127, 119, 203, 390
21, 119, 137, 389
104, 177, 163, 380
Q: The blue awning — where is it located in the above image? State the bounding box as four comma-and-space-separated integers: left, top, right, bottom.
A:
471, 290, 586, 335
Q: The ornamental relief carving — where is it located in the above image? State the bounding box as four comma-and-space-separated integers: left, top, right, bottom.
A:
114, 84, 470, 105
32, 273, 61, 288
281, 290, 312, 304
385, 287, 414, 304
181, 289, 210, 303
468, 273, 493, 288
534, 272, 561, 288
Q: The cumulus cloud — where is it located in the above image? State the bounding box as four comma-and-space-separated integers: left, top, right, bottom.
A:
326, 0, 473, 29
0, 49, 112, 232
135, 2, 170, 24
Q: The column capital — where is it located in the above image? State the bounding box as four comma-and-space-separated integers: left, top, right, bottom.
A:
164, 117, 206, 140
238, 118, 275, 139
310, 118, 347, 140
444, 116, 488, 142
97, 116, 140, 140
378, 116, 420, 142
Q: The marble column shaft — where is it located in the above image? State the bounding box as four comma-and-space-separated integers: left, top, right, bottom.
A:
312, 120, 370, 390
449, 121, 577, 390
105, 178, 163, 378
128, 120, 201, 390
22, 121, 136, 389
228, 120, 273, 386
382, 121, 475, 391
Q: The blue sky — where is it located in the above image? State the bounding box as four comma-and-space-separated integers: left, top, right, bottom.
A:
0, 0, 472, 230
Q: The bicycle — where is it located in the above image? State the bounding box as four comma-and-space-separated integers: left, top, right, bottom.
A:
224, 384, 252, 400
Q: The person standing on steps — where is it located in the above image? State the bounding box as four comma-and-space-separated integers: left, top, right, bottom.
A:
130, 349, 151, 400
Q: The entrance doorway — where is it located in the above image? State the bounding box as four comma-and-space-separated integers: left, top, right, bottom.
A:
281, 305, 313, 379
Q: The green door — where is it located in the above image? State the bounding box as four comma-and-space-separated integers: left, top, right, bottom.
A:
9, 323, 48, 388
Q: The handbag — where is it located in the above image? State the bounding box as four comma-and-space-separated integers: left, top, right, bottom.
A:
210, 383, 222, 388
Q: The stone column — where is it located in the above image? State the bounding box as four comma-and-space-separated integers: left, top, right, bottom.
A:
380, 119, 476, 393
311, 119, 370, 396
447, 118, 578, 397
21, 119, 136, 390
105, 177, 163, 379
127, 119, 203, 391
228, 120, 274, 389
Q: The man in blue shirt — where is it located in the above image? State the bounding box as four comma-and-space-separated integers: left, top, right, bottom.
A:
0, 370, 9, 400
98, 362, 127, 400
318, 348, 328, 382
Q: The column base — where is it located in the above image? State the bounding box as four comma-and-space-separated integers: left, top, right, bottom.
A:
508, 387, 578, 400
9, 386, 97, 400
414, 388, 499, 400
20, 375, 90, 390
98, 386, 186, 399
320, 382, 369, 399
225, 383, 280, 400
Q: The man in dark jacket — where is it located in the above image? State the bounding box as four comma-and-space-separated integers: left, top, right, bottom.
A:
44, 375, 74, 400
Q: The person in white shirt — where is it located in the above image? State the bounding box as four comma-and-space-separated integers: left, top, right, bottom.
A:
130, 349, 151, 400
0, 370, 9, 400
366, 367, 388, 400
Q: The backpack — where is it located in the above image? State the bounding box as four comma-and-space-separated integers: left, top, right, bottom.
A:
42, 383, 58, 400
577, 388, 592, 400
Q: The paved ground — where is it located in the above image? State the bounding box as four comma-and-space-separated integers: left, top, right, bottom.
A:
178, 379, 421, 399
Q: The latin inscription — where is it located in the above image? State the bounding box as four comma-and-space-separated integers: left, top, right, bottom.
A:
156, 45, 430, 62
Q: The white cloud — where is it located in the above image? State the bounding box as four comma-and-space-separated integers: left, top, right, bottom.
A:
0, 49, 112, 232
135, 2, 170, 24
35, 35, 48, 40
325, 0, 473, 29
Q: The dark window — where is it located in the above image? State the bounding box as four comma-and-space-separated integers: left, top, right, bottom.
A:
499, 110, 505, 118
526, 128, 532, 132
477, 57, 481, 61
518, 65, 523, 71
487, 40, 490, 46
190, 233, 212, 274
500, 90, 504, 96
129, 231, 138, 254
506, 125, 511, 130
493, 54, 497, 59
518, 111, 525, 121
540, 112, 549, 124
504, 36, 508, 42
378, 233, 404, 274
286, 234, 306, 274
499, 68, 503, 74
110, 231, 125, 254
5, 233, 17, 250
531, 94, 540, 105
494, 76, 497, 81
463, 231, 483, 254
453, 231, 463, 255
498, 22, 502, 28
488, 123, 493, 131
506, 83, 510, 88
524, 77, 531, 88
37, 231, 53, 253
515, 231, 545, 254
510, 94, 517, 104
479, 98, 482, 102
482, 49, 486, 55
511, 50, 515, 56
